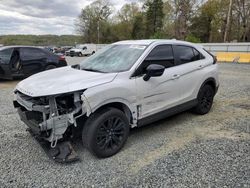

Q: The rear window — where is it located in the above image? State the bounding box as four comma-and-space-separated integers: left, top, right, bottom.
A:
0, 48, 13, 64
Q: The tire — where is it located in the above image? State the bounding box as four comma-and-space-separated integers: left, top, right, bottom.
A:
82, 108, 130, 158
45, 65, 56, 70
92, 51, 95, 55
192, 85, 215, 115
78, 52, 82, 57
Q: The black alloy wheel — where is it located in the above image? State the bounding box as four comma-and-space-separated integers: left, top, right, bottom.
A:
96, 116, 126, 151
82, 108, 129, 158
193, 85, 215, 115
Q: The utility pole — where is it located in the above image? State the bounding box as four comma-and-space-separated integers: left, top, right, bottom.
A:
97, 20, 100, 44
224, 0, 233, 42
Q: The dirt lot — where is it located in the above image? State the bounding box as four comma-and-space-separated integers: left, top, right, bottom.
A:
0, 61, 249, 187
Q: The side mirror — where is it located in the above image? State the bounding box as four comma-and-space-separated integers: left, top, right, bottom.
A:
143, 64, 165, 81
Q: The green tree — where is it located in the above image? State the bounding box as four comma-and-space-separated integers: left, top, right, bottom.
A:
189, 0, 229, 42
76, 0, 112, 43
113, 3, 141, 40
144, 0, 164, 38
132, 13, 146, 39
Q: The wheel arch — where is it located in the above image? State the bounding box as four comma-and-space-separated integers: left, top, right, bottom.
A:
45, 63, 57, 69
200, 77, 216, 93
91, 101, 135, 125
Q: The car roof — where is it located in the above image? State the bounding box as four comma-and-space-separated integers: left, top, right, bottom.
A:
114, 39, 202, 48
0, 45, 43, 50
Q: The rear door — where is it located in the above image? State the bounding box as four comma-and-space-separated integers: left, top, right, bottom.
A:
0, 48, 13, 79
172, 45, 207, 102
20, 48, 47, 76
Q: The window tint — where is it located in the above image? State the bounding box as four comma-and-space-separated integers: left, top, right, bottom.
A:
136, 45, 174, 75
174, 45, 203, 64
146, 45, 174, 62
0, 48, 13, 64
21, 48, 46, 59
193, 48, 204, 61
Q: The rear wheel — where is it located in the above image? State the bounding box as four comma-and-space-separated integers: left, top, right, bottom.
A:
45, 65, 56, 70
193, 85, 215, 115
78, 52, 82, 57
82, 108, 130, 158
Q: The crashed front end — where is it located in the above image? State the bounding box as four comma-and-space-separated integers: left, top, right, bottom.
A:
13, 90, 85, 162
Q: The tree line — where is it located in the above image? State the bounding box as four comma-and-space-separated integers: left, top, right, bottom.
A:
76, 0, 250, 43
1, 0, 249, 46
0, 35, 83, 46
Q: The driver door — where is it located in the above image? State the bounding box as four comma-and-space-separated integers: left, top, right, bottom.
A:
134, 44, 183, 119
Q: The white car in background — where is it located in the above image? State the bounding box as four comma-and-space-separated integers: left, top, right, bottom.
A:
66, 44, 97, 57
14, 39, 219, 162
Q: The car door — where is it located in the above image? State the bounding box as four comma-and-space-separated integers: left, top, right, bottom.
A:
134, 44, 184, 119
20, 48, 47, 76
172, 45, 207, 102
0, 48, 13, 79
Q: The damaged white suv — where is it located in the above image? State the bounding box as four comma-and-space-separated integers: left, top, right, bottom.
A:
14, 40, 219, 162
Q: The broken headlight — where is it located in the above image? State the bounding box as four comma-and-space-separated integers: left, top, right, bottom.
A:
56, 94, 75, 114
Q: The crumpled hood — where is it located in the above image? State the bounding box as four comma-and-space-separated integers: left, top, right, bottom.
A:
16, 66, 117, 97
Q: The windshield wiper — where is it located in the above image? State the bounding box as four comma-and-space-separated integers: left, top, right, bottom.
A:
81, 68, 106, 73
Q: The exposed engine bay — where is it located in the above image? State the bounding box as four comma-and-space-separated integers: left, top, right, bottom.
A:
13, 91, 86, 162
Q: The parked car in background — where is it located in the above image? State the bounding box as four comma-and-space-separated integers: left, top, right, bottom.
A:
53, 46, 72, 55
0, 46, 67, 80
66, 44, 96, 57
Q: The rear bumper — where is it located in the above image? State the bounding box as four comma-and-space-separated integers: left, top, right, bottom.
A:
58, 60, 67, 67
69, 51, 80, 56
0, 66, 12, 80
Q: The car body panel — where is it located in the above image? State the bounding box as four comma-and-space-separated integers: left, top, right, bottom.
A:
13, 39, 219, 148
16, 66, 117, 97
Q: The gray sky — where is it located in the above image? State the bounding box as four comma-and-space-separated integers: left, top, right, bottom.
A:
0, 0, 135, 35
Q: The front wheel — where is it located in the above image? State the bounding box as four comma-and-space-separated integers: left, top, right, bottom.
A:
82, 108, 130, 158
192, 85, 215, 115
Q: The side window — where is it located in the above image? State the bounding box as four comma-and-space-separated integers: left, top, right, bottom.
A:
193, 48, 204, 61
136, 45, 174, 75
173, 46, 194, 64
83, 47, 87, 50
146, 45, 174, 66
173, 45, 203, 65
20, 48, 46, 59
0, 48, 13, 64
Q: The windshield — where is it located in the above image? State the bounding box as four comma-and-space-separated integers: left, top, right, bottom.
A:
80, 44, 147, 73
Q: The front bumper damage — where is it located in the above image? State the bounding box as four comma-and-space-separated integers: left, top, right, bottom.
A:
13, 91, 85, 163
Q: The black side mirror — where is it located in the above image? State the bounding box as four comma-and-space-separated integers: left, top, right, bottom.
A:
143, 64, 165, 81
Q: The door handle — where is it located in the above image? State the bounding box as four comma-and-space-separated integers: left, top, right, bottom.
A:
172, 74, 180, 80
197, 65, 204, 69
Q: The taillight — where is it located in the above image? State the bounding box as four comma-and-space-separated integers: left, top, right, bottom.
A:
59, 55, 65, 61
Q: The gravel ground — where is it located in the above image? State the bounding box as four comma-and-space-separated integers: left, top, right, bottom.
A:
0, 61, 249, 187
